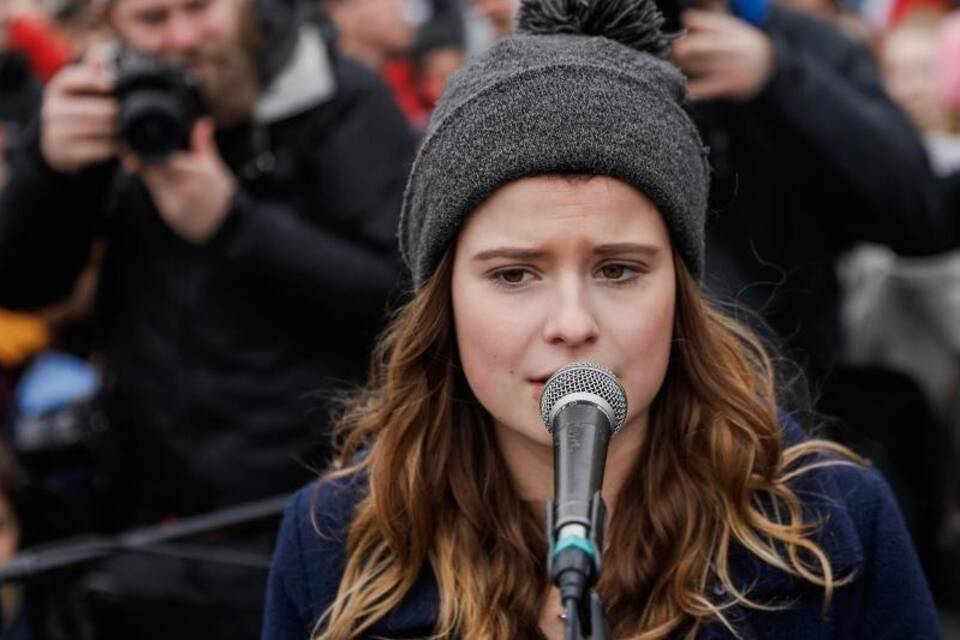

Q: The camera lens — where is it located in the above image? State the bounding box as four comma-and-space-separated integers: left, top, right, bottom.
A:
118, 88, 190, 161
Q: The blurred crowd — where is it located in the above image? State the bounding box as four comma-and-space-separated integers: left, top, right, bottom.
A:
0, 0, 959, 637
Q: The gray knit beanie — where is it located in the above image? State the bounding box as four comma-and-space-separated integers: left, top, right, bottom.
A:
399, 0, 710, 288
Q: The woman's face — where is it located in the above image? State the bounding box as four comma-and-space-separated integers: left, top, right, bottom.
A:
451, 175, 676, 449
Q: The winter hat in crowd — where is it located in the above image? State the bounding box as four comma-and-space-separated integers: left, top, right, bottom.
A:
399, 0, 710, 289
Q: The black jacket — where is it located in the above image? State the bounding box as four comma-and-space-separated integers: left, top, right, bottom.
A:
0, 52, 41, 127
697, 7, 955, 379
0, 31, 416, 521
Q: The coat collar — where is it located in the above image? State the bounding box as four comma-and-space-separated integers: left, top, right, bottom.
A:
254, 23, 336, 124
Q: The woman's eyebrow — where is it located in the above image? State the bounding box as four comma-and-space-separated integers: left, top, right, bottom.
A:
473, 244, 661, 261
593, 243, 660, 257
472, 248, 549, 262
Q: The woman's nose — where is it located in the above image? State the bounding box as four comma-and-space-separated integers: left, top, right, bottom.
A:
541, 279, 600, 348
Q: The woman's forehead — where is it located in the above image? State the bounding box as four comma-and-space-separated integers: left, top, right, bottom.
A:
456, 175, 671, 250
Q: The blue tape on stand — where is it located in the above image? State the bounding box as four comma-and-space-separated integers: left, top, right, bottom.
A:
551, 536, 597, 559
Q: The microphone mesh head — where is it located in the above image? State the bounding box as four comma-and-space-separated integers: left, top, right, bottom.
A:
539, 361, 628, 434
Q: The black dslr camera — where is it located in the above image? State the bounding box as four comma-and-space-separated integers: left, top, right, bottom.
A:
114, 51, 204, 162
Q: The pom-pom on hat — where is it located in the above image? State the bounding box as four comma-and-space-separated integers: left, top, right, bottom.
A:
399, 0, 710, 288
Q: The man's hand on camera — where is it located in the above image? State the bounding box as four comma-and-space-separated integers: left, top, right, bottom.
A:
672, 9, 775, 102
123, 118, 237, 244
41, 58, 119, 174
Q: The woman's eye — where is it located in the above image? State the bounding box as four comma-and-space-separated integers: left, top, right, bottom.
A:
492, 268, 533, 286
597, 263, 638, 281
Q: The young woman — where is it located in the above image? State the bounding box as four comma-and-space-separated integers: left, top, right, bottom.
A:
262, 0, 939, 637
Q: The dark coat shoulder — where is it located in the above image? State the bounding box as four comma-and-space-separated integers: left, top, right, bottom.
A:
264, 436, 939, 639
263, 477, 359, 640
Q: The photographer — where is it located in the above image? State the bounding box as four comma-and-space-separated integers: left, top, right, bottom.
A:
0, 0, 415, 635
662, 0, 957, 380
666, 0, 959, 601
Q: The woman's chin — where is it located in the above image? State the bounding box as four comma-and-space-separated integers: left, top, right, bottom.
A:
493, 419, 555, 451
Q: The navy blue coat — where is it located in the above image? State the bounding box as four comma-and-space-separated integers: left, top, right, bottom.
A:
262, 425, 941, 639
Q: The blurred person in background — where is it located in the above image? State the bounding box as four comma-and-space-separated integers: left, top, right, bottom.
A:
0, 0, 48, 437
660, 0, 959, 603
396, 0, 466, 130
0, 57, 40, 186
0, 0, 72, 82
1, 2, 109, 557
776, 0, 872, 41
318, 0, 465, 130
0, 0, 44, 153
836, 7, 960, 605
662, 0, 954, 379
472, 0, 515, 35
942, 11, 960, 209
0, 0, 416, 635
881, 10, 960, 172
318, 0, 416, 69
411, 0, 465, 84
464, 0, 516, 54
47, 0, 112, 53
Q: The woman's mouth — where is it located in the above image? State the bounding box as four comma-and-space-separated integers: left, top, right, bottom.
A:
528, 376, 551, 400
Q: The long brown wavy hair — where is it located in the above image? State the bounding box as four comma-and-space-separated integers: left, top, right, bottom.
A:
314, 246, 858, 639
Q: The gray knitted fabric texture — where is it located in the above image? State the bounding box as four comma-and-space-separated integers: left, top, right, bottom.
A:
399, 30, 710, 288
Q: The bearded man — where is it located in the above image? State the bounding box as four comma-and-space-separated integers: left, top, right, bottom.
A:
0, 0, 415, 634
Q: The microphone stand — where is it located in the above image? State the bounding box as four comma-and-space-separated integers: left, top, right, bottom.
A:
546, 491, 612, 640
0, 493, 290, 584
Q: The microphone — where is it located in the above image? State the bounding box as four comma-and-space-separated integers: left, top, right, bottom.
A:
540, 361, 627, 632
